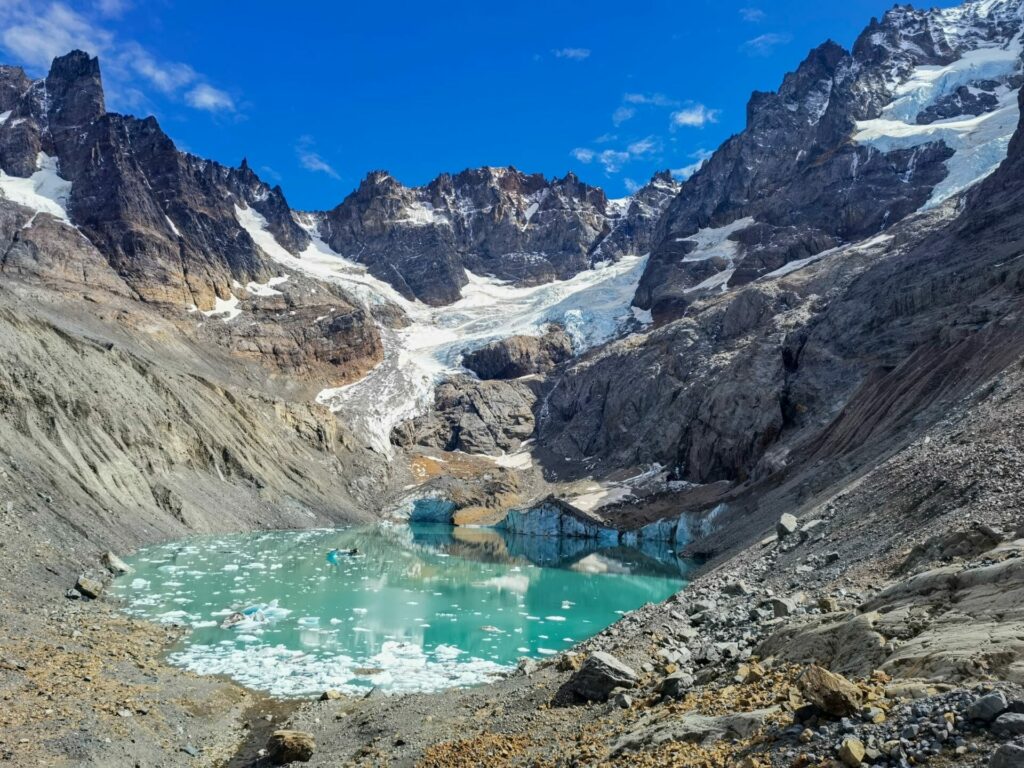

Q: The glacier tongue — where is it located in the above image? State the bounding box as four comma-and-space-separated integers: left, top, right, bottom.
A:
234, 204, 648, 454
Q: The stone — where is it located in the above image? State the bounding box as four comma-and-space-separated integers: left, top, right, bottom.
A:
659, 671, 695, 699
75, 576, 103, 600
797, 665, 862, 717
101, 551, 132, 575
267, 730, 315, 764
818, 597, 839, 612
993, 713, 1024, 737
967, 691, 1008, 723
767, 597, 796, 618
839, 737, 866, 766
777, 513, 799, 538
612, 709, 774, 754
319, 690, 343, 701
991, 743, 1024, 768
723, 580, 753, 596
613, 692, 633, 709
567, 652, 638, 702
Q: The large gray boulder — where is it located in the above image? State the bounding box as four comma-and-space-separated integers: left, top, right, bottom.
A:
567, 651, 638, 702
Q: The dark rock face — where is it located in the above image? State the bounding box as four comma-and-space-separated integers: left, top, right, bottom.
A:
318, 169, 677, 306
537, 81, 1024, 492
636, 4, 1024, 321
391, 375, 538, 454
461, 325, 573, 379
0, 52, 309, 311
916, 85, 999, 124
0, 52, 382, 385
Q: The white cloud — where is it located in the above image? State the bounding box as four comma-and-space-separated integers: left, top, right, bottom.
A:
0, 2, 112, 69
671, 149, 714, 180
627, 136, 659, 156
94, 0, 131, 17
121, 42, 195, 93
571, 147, 596, 164
612, 105, 635, 126
0, 1, 237, 116
739, 7, 766, 22
742, 32, 792, 56
571, 136, 660, 175
185, 83, 234, 112
670, 104, 720, 128
596, 149, 630, 173
553, 47, 590, 61
297, 136, 340, 179
623, 93, 679, 107
624, 178, 641, 193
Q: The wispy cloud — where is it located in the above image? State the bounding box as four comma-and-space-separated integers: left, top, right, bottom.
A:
623, 93, 679, 107
624, 178, 641, 193
571, 135, 660, 174
612, 105, 635, 126
0, 1, 237, 115
739, 7, 766, 22
670, 103, 720, 128
671, 149, 714, 180
297, 135, 340, 179
742, 32, 792, 56
94, 0, 131, 17
185, 83, 234, 112
553, 47, 590, 61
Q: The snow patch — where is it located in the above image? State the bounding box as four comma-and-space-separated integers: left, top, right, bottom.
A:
202, 295, 242, 322
0, 153, 72, 222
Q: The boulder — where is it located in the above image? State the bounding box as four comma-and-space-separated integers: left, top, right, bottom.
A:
767, 597, 796, 618
612, 709, 773, 754
75, 575, 104, 600
967, 691, 1008, 723
568, 651, 638, 702
797, 665, 862, 717
102, 551, 132, 575
319, 690, 343, 701
993, 713, 1024, 737
991, 743, 1024, 768
839, 737, 866, 767
777, 514, 798, 538
267, 730, 315, 764
658, 670, 695, 699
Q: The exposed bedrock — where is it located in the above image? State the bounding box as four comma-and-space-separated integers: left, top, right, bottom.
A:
460, 324, 573, 380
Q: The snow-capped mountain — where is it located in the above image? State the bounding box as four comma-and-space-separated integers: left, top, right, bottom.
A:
637, 0, 1024, 321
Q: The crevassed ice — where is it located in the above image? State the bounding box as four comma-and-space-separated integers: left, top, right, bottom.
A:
853, 32, 1024, 208
234, 204, 651, 453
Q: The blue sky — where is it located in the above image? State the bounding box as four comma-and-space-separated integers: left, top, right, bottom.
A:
0, 0, 965, 210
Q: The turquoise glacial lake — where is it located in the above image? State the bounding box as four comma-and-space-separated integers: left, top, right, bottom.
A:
113, 524, 694, 697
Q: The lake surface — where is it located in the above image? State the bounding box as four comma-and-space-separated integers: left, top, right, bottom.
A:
114, 524, 694, 697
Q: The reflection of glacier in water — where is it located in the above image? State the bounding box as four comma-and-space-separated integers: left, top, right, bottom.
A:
113, 524, 689, 697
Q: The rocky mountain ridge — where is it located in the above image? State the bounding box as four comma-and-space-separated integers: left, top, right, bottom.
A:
635, 0, 1024, 321
317, 167, 679, 305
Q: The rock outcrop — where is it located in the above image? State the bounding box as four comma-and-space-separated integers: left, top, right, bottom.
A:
461, 325, 573, 379
391, 375, 538, 454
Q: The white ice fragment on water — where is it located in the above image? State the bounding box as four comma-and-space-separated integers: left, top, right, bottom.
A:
0, 153, 72, 222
